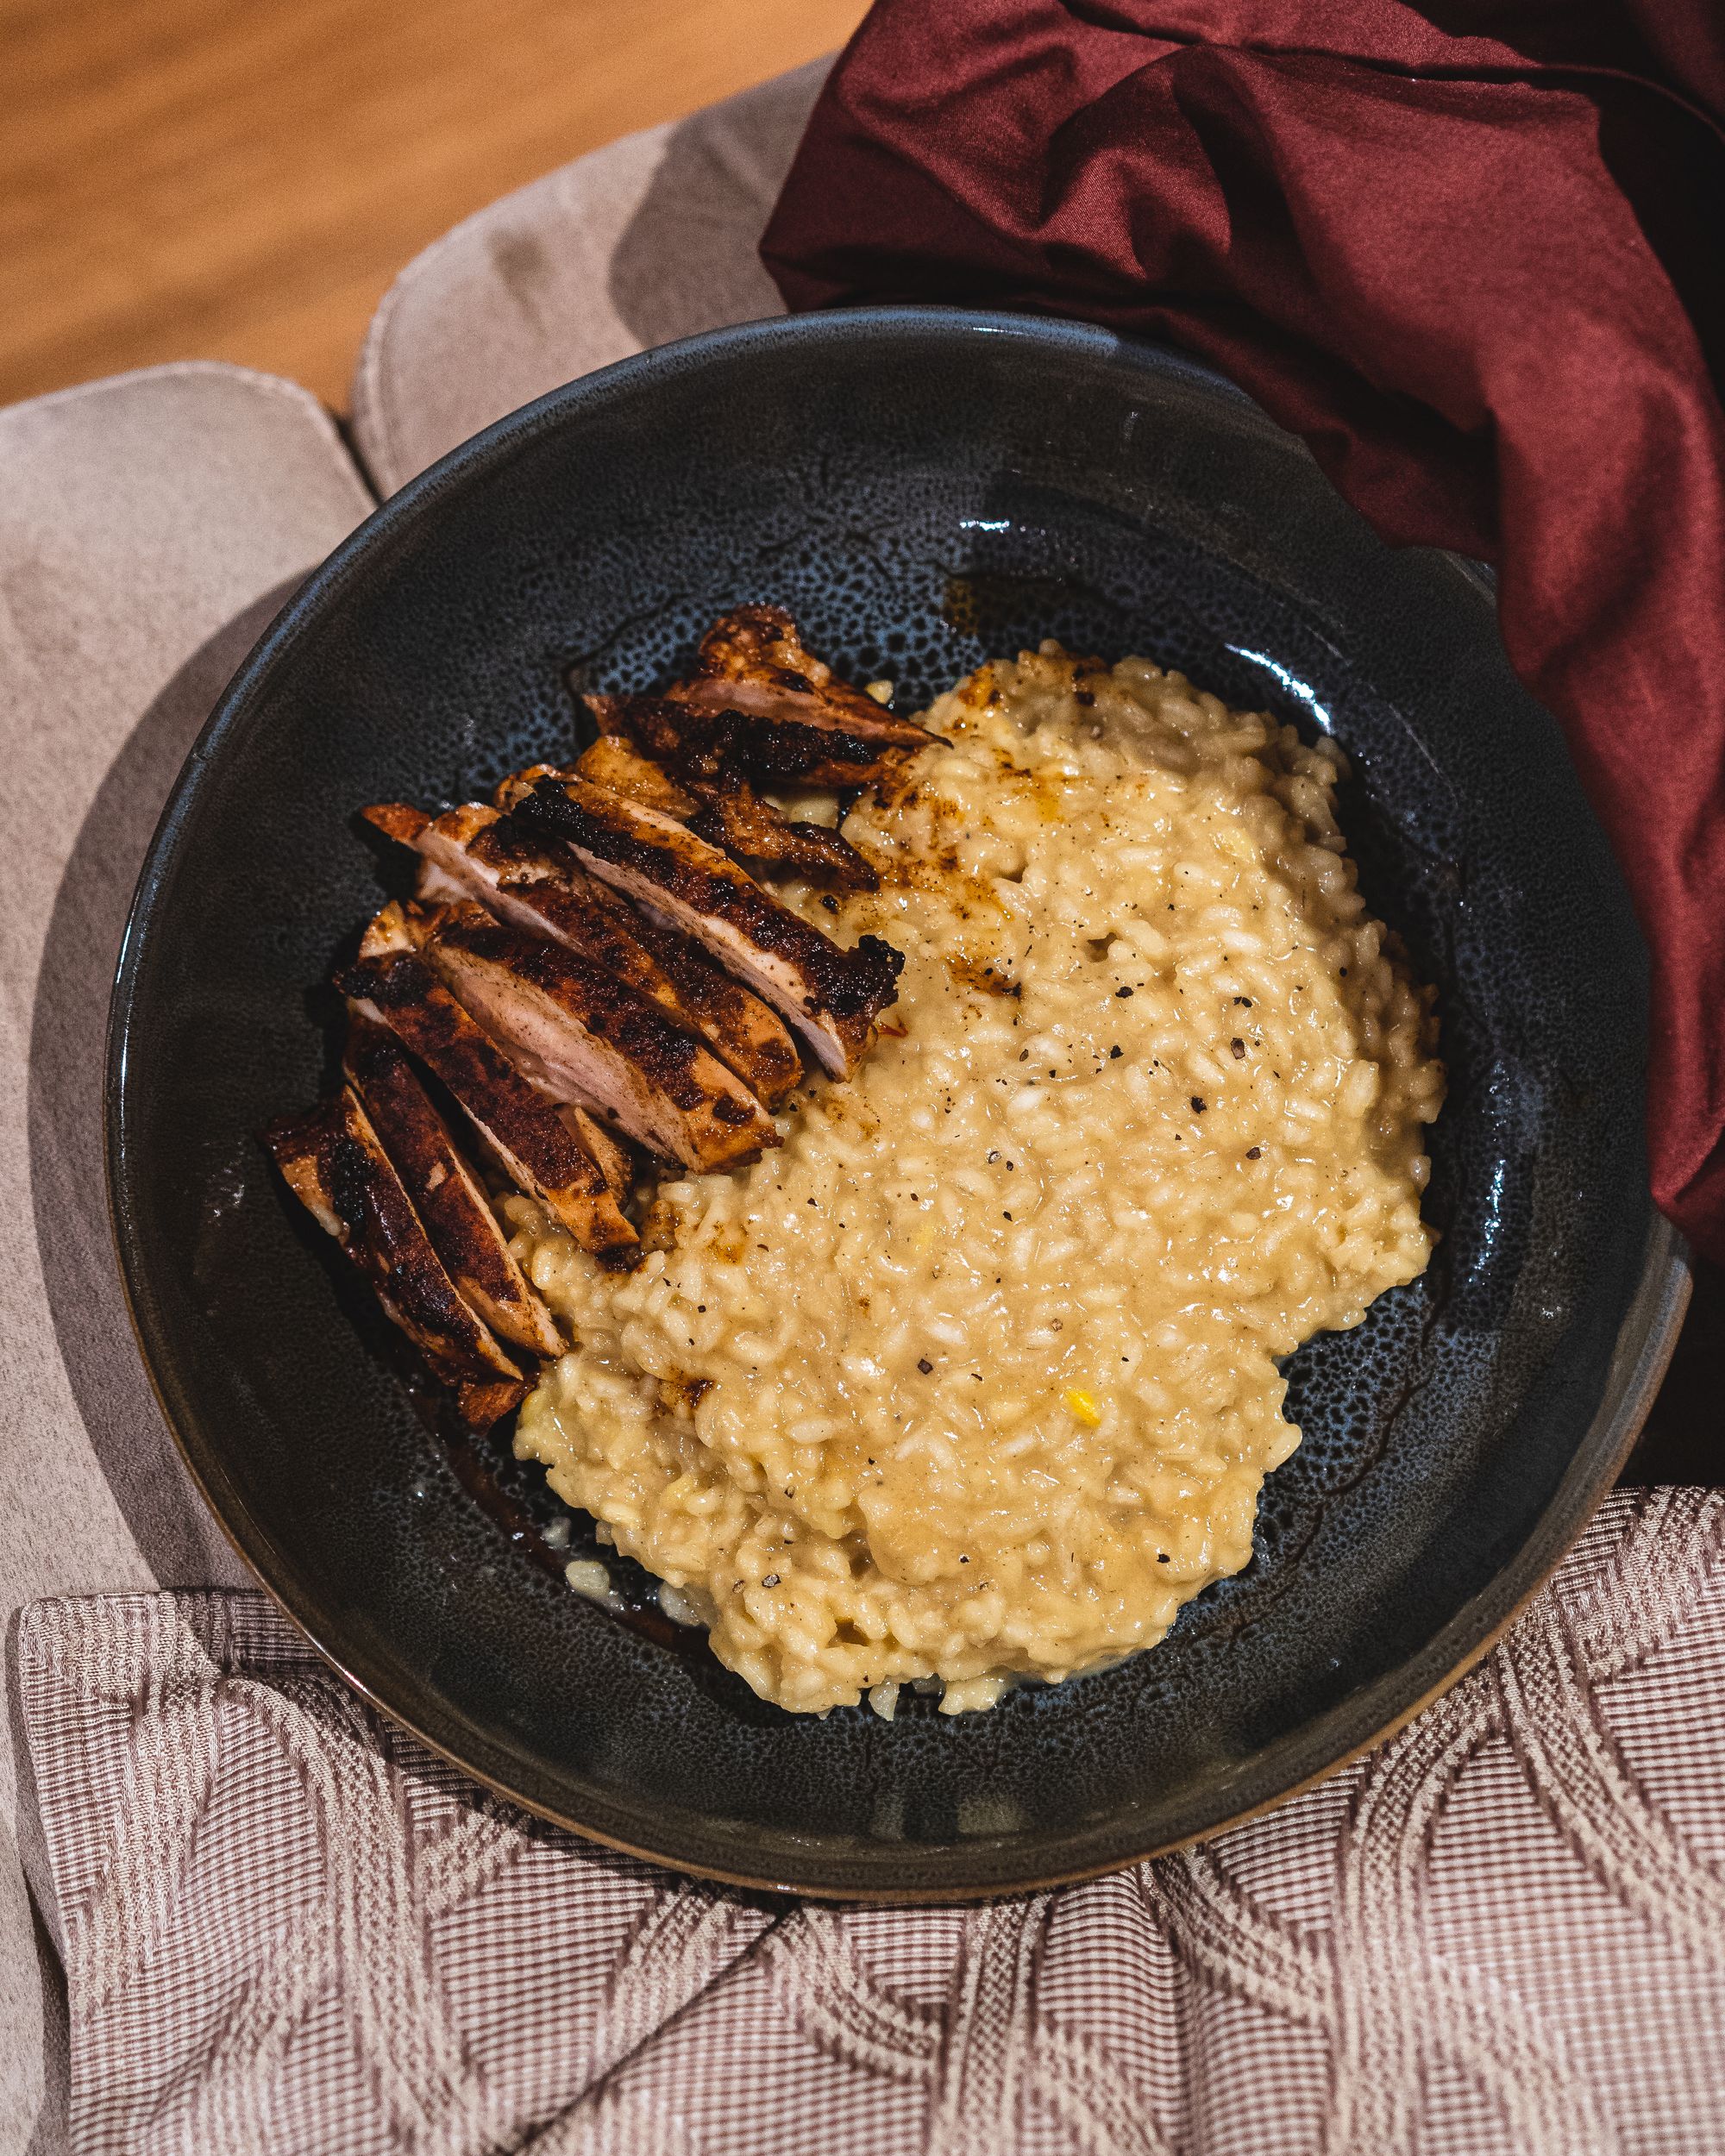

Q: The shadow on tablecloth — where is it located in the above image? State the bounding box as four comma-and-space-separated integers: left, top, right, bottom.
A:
26, 584, 300, 1589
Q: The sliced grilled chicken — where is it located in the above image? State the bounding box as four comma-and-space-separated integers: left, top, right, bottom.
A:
568, 1106, 634, 1196
416, 901, 780, 1171
362, 800, 802, 1108
337, 906, 637, 1267
680, 605, 937, 748
564, 720, 876, 887
357, 896, 423, 962
684, 776, 879, 890
414, 854, 471, 905
592, 691, 914, 792
492, 763, 568, 814
595, 887, 805, 1108
505, 776, 904, 1078
263, 1091, 527, 1426
342, 1016, 561, 1359
574, 735, 696, 816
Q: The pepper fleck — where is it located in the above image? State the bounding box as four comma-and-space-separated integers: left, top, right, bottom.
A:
1109, 1045, 1123, 1059
1246, 1146, 1262, 1159
917, 1357, 933, 1374
1191, 1096, 1208, 1113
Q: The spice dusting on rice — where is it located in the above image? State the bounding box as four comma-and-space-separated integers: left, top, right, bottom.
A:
511, 644, 1443, 1714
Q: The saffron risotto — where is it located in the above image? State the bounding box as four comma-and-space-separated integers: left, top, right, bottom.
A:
509, 645, 1444, 1714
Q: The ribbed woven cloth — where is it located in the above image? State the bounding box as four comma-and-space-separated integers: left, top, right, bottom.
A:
19, 1485, 1725, 2156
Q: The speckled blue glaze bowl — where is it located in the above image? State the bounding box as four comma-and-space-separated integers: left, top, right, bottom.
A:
108, 310, 1686, 1898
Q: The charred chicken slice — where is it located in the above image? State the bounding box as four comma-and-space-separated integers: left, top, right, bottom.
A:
573, 736, 695, 816
362, 799, 802, 1109
677, 605, 937, 748
505, 776, 904, 1079
591, 692, 917, 793
568, 722, 877, 889
342, 1017, 561, 1358
683, 775, 879, 890
411, 900, 779, 1171
263, 1090, 527, 1426
338, 905, 637, 1266
599, 886, 804, 1106
568, 1105, 634, 1196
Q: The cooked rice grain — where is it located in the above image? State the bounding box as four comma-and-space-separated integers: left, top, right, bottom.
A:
511, 646, 1443, 1713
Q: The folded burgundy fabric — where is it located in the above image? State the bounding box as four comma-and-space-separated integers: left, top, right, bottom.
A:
762, 0, 1725, 1263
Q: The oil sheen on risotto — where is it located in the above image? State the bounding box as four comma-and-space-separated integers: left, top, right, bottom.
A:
509, 645, 1444, 1715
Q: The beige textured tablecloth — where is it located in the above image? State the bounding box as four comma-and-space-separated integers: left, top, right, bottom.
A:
18, 1490, 1725, 2155
4, 53, 1722, 2155
0, 367, 373, 2150
349, 59, 822, 493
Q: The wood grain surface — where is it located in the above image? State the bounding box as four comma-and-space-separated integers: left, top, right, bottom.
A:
3, 0, 866, 411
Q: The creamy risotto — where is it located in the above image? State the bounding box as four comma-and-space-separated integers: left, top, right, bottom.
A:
508, 645, 1443, 1714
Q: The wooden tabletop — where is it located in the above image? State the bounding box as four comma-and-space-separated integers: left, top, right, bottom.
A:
4, 0, 869, 411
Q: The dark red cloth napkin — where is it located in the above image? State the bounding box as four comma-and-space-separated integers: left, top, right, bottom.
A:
762, 0, 1725, 1263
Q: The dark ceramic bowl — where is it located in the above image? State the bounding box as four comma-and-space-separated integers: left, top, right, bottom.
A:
109, 310, 1686, 1898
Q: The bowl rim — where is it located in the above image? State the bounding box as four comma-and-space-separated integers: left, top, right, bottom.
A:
105, 304, 1693, 1899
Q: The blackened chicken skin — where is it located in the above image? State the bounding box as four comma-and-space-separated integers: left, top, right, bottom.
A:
577, 881, 805, 1109
362, 799, 802, 1109
338, 905, 637, 1266
683, 774, 880, 891
591, 693, 916, 793
678, 605, 937, 748
506, 776, 903, 1079
568, 724, 877, 888
262, 1091, 527, 1426
414, 900, 780, 1172
342, 1016, 562, 1358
